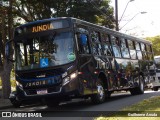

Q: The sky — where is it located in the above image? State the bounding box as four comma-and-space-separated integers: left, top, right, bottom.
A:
110, 0, 160, 38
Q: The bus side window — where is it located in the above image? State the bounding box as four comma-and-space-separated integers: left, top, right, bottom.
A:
120, 38, 130, 58
111, 36, 121, 58
147, 45, 154, 61
135, 42, 143, 60
78, 34, 90, 54
91, 31, 102, 55
128, 40, 136, 59
91, 31, 100, 42
101, 33, 112, 56
141, 43, 148, 60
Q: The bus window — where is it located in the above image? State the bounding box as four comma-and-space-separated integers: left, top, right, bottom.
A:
146, 44, 151, 52
148, 53, 153, 61
92, 43, 103, 55
102, 44, 112, 56
147, 45, 154, 60
111, 36, 121, 58
128, 40, 136, 59
101, 33, 112, 56
142, 52, 148, 60
120, 38, 130, 58
141, 43, 145, 51
91, 31, 101, 42
141, 43, 148, 60
78, 34, 90, 54
135, 42, 141, 50
135, 42, 142, 60
90, 31, 102, 55
137, 51, 143, 60
101, 33, 110, 43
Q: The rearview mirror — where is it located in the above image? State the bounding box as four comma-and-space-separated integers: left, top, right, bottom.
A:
80, 34, 87, 46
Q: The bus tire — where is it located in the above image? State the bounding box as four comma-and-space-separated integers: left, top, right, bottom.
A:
105, 91, 111, 99
130, 75, 144, 95
10, 99, 21, 108
153, 87, 158, 91
46, 99, 60, 108
137, 75, 144, 94
91, 80, 105, 104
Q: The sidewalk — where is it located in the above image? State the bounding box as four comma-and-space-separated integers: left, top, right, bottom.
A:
0, 90, 13, 110
0, 98, 12, 110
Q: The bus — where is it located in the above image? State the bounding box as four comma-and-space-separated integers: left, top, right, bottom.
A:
151, 56, 160, 91
5, 17, 155, 107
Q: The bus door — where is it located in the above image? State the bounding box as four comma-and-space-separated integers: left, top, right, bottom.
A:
75, 31, 96, 95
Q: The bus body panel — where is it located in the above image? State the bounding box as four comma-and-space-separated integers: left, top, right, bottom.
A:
9, 17, 155, 107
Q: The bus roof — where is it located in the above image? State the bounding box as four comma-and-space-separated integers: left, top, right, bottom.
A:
16, 17, 152, 45
71, 17, 151, 45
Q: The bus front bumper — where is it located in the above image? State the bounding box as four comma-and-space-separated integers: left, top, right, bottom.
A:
13, 78, 80, 102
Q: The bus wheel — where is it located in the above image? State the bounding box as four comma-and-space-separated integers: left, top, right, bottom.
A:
130, 75, 144, 95
10, 98, 21, 108
91, 80, 105, 104
153, 87, 159, 91
137, 75, 144, 94
105, 91, 112, 99
46, 99, 60, 108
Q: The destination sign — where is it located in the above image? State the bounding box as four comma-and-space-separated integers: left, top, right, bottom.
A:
15, 19, 69, 35
32, 23, 54, 33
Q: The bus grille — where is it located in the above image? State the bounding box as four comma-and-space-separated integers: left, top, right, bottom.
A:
24, 86, 61, 95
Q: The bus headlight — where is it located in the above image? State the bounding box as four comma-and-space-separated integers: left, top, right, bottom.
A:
62, 71, 78, 86
70, 72, 77, 79
16, 81, 23, 88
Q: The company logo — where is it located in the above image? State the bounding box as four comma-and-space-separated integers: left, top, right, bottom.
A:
36, 74, 46, 78
24, 77, 61, 87
2, 112, 11, 117
1, 112, 42, 117
32, 24, 53, 33
25, 80, 47, 87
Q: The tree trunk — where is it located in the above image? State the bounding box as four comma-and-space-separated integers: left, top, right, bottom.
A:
1, 59, 12, 98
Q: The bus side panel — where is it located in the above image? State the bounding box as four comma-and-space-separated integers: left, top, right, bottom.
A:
113, 59, 139, 89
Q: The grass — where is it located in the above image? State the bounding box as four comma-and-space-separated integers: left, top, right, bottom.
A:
95, 96, 160, 120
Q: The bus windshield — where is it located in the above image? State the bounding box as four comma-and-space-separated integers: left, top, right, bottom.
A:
15, 32, 75, 71
154, 56, 160, 69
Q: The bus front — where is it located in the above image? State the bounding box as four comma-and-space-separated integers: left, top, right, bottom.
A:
11, 18, 79, 107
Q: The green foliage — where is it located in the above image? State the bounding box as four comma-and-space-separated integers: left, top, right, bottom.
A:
10, 79, 16, 87
13, 0, 115, 28
146, 36, 160, 56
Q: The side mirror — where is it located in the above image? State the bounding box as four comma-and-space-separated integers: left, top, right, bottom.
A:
80, 34, 87, 46
5, 39, 15, 62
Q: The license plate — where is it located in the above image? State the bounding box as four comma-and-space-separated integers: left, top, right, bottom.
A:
37, 89, 48, 94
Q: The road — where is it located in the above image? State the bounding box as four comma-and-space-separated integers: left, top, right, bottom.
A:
1, 90, 160, 119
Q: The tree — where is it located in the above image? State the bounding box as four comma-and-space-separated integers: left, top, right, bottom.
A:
13, 0, 115, 28
146, 36, 160, 56
0, 0, 13, 98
